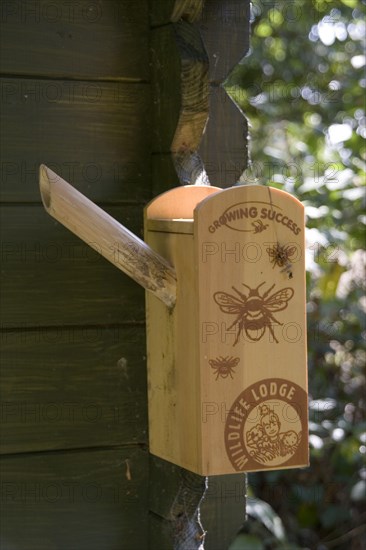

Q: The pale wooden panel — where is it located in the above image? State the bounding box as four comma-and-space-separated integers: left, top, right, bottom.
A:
0, 447, 148, 550
196, 185, 308, 474
0, 78, 151, 202
146, 185, 219, 219
0, 0, 149, 80
145, 185, 308, 475
145, 230, 201, 473
0, 327, 147, 454
0, 205, 145, 327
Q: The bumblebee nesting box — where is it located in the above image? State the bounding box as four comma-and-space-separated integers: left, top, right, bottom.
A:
145, 184, 308, 476
40, 166, 308, 476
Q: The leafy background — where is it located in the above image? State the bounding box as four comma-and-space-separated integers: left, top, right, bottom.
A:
227, 0, 366, 548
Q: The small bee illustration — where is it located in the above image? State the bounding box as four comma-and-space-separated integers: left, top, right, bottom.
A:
252, 219, 269, 234
266, 243, 297, 279
214, 282, 294, 346
209, 356, 240, 380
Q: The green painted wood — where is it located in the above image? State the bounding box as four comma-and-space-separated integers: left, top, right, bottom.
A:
151, 22, 208, 154
149, 512, 174, 550
0, 326, 147, 454
199, 0, 250, 83
0, 205, 146, 327
152, 154, 180, 196
0, 447, 149, 550
197, 0, 250, 186
0, 0, 149, 80
200, 475, 246, 549
0, 78, 151, 203
149, 455, 206, 549
150, 0, 204, 26
149, 456, 245, 549
198, 85, 248, 187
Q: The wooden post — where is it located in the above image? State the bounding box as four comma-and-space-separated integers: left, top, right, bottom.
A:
39, 164, 177, 309
150, 1, 250, 548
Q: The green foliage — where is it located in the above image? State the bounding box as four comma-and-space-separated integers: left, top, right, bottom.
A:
228, 0, 366, 548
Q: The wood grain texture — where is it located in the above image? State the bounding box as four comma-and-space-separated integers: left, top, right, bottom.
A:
0, 327, 147, 454
145, 187, 220, 475
0, 447, 149, 550
149, 455, 206, 549
0, 0, 149, 80
150, 0, 204, 26
0, 77, 151, 203
151, 22, 208, 153
40, 166, 177, 308
0, 205, 145, 327
151, 21, 209, 185
145, 185, 308, 475
148, 456, 245, 549
199, 0, 250, 83
197, 0, 250, 186
150, 1, 250, 187
198, 85, 248, 187
200, 474, 245, 549
195, 185, 308, 474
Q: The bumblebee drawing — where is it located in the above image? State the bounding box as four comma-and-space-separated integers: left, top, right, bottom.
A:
208, 356, 240, 380
214, 282, 294, 346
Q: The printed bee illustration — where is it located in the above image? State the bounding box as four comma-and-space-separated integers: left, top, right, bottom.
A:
252, 220, 269, 234
209, 356, 240, 380
214, 282, 294, 346
266, 243, 297, 279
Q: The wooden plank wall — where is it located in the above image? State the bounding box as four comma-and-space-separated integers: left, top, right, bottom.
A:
1, 1, 250, 548
1, 1, 150, 548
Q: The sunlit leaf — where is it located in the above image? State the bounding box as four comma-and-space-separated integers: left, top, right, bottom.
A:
247, 497, 286, 541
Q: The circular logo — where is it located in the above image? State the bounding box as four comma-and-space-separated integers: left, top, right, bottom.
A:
225, 378, 308, 472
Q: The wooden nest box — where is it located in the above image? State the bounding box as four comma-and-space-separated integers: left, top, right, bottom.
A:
40, 166, 309, 476
145, 184, 308, 476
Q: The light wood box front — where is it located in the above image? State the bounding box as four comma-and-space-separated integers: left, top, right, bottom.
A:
145, 185, 308, 476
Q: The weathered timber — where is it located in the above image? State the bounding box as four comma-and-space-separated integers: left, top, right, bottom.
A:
149, 455, 206, 549
151, 0, 249, 187
0, 326, 147, 454
150, 0, 204, 26
0, 205, 145, 327
0, 0, 149, 80
199, 0, 249, 83
198, 0, 250, 186
151, 21, 208, 153
200, 475, 246, 549
39, 166, 177, 308
199, 85, 248, 187
0, 78, 151, 203
0, 447, 149, 550
151, 21, 209, 184
149, 456, 245, 550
